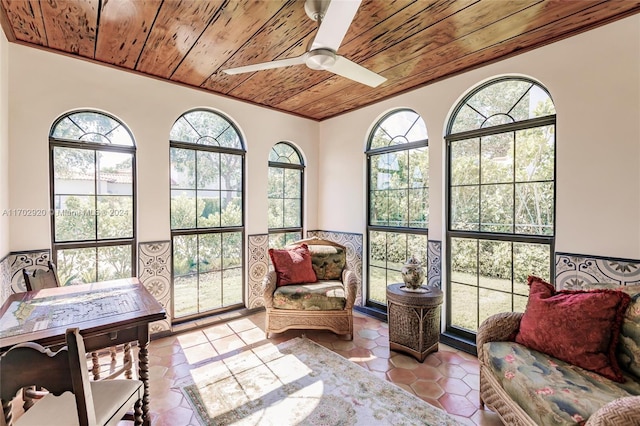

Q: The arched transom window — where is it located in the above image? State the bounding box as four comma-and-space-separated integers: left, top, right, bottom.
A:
446, 77, 556, 345
170, 109, 245, 320
268, 142, 304, 248
366, 109, 429, 308
50, 110, 136, 284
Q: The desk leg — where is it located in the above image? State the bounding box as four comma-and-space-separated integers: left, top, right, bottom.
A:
137, 325, 151, 426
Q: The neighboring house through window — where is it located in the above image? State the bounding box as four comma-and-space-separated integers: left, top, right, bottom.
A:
366, 109, 429, 308
445, 77, 556, 346
50, 110, 136, 284
268, 142, 304, 248
170, 109, 245, 321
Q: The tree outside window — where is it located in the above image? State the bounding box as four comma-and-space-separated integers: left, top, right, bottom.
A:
268, 142, 304, 248
50, 110, 136, 285
446, 77, 556, 342
170, 109, 245, 320
366, 109, 428, 307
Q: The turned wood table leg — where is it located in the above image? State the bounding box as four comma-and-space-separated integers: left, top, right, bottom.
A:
137, 325, 151, 426
124, 342, 132, 379
91, 351, 101, 380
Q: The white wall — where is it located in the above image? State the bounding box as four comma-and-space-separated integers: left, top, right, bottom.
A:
0, 30, 8, 258
319, 15, 640, 260
7, 45, 319, 250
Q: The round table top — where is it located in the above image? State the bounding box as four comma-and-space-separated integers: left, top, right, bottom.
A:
386, 283, 443, 305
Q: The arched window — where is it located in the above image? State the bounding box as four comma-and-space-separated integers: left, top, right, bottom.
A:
268, 142, 304, 248
446, 77, 556, 345
50, 110, 136, 284
366, 109, 429, 308
170, 109, 245, 320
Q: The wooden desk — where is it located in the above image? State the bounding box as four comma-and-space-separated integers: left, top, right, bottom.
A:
0, 278, 166, 426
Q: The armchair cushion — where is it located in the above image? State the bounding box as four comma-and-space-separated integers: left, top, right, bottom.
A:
269, 244, 318, 287
515, 276, 631, 382
307, 244, 346, 280
484, 341, 640, 426
273, 281, 346, 311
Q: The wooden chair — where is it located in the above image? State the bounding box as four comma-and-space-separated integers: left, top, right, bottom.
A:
0, 327, 143, 426
22, 263, 132, 382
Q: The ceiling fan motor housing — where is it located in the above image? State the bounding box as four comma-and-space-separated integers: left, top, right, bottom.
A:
305, 49, 336, 70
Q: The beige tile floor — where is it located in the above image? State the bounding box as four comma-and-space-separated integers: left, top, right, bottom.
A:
141, 310, 504, 426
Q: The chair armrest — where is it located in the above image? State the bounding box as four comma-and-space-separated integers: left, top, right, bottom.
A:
262, 270, 277, 308
342, 268, 357, 309
586, 396, 640, 426
476, 312, 523, 364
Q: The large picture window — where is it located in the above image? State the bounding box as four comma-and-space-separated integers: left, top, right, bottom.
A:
366, 109, 428, 307
170, 109, 245, 320
50, 110, 136, 284
446, 77, 556, 343
268, 142, 304, 248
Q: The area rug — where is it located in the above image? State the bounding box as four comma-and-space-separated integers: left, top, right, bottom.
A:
181, 337, 460, 425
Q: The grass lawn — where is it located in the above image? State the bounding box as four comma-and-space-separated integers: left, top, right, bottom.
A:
368, 267, 528, 332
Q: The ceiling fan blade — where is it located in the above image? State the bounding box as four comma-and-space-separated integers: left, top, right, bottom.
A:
311, 0, 362, 51
330, 55, 386, 87
223, 54, 306, 75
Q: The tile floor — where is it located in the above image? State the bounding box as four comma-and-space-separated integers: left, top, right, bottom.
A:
142, 310, 504, 426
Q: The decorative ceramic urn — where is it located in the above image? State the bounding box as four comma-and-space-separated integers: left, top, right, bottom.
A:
401, 255, 425, 290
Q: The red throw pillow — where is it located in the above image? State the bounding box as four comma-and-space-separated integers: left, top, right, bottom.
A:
515, 276, 631, 382
268, 244, 318, 287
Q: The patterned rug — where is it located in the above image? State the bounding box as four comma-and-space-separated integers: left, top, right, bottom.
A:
181, 337, 460, 425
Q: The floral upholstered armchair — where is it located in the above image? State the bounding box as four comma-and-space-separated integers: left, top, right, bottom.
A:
262, 237, 358, 340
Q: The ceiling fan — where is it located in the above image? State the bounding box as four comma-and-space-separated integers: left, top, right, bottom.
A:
222, 0, 386, 88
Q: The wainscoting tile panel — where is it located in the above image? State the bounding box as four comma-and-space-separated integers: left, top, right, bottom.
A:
8, 250, 50, 294
138, 241, 172, 334
555, 253, 640, 290
0, 255, 10, 306
427, 240, 442, 289
308, 231, 363, 306
248, 234, 269, 309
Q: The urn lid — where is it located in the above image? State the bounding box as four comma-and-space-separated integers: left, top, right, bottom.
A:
404, 255, 422, 267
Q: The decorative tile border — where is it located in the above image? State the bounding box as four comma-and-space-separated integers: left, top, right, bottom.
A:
427, 240, 442, 289
8, 250, 50, 295
308, 230, 363, 307
247, 234, 269, 309
555, 252, 640, 290
138, 241, 172, 334
0, 254, 10, 306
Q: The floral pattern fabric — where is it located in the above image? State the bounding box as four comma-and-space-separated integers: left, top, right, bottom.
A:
273, 281, 346, 310
585, 283, 640, 381
484, 341, 640, 425
308, 245, 346, 280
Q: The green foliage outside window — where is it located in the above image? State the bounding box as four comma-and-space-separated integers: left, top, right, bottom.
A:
268, 142, 303, 248
447, 78, 556, 333
367, 109, 429, 307
170, 109, 245, 319
50, 111, 135, 285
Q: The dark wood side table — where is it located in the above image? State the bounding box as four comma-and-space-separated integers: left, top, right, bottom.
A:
386, 283, 443, 362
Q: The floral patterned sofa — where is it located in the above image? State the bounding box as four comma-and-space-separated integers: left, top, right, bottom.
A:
262, 237, 357, 339
477, 280, 640, 426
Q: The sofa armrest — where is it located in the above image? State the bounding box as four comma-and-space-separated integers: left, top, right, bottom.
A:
476, 312, 523, 364
262, 270, 277, 308
342, 268, 357, 309
586, 396, 640, 426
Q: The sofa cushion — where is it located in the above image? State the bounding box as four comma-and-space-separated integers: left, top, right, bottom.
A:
269, 244, 318, 287
484, 341, 640, 426
272, 281, 346, 310
515, 276, 631, 382
307, 244, 346, 280
585, 284, 640, 381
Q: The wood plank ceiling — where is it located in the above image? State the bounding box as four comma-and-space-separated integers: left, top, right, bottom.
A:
1, 0, 639, 121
